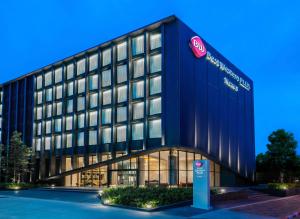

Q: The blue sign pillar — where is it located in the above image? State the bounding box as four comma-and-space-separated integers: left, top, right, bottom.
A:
192, 160, 211, 209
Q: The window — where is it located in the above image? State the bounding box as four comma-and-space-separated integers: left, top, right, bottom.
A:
149, 97, 161, 115
89, 54, 98, 71
46, 121, 52, 134
132, 81, 144, 99
150, 32, 162, 50
102, 128, 111, 144
102, 90, 111, 105
132, 123, 143, 140
66, 116, 73, 131
35, 138, 41, 151
117, 65, 127, 83
67, 63, 74, 80
37, 91, 43, 104
117, 85, 127, 103
150, 54, 162, 73
77, 58, 86, 75
55, 135, 61, 149
102, 108, 111, 124
117, 42, 127, 61
89, 130, 97, 145
132, 102, 144, 120
77, 113, 85, 129
36, 107, 42, 120
45, 88, 52, 102
133, 58, 144, 78
77, 78, 85, 94
77, 132, 84, 146
66, 134, 73, 148
67, 99, 73, 113
56, 85, 63, 99
36, 75, 43, 90
89, 111, 98, 126
77, 96, 85, 111
102, 69, 111, 87
45, 137, 51, 150
67, 82, 74, 96
55, 67, 63, 83
149, 119, 161, 138
89, 93, 98, 108
55, 118, 62, 132
45, 71, 52, 86
36, 122, 42, 136
117, 106, 127, 122
116, 126, 126, 142
102, 48, 111, 66
46, 105, 52, 118
89, 74, 98, 90
132, 35, 144, 55
150, 76, 161, 95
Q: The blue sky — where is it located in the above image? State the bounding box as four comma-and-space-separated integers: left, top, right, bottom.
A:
0, 0, 299, 154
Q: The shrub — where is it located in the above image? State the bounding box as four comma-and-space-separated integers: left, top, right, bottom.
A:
101, 187, 193, 208
267, 183, 295, 191
0, 182, 37, 190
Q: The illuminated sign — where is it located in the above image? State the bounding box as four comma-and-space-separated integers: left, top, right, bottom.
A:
189, 36, 207, 58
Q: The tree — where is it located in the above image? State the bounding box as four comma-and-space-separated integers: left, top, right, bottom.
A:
4, 131, 32, 183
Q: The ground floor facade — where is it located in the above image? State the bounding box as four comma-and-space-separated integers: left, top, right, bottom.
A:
63, 149, 222, 188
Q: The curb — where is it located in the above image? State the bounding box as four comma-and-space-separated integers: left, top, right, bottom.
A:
285, 211, 300, 219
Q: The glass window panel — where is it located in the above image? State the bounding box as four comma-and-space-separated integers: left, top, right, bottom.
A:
36, 107, 42, 120
102, 108, 111, 124
132, 81, 144, 99
77, 58, 86, 75
67, 82, 74, 96
132, 102, 144, 120
66, 116, 73, 131
149, 97, 161, 115
77, 78, 85, 94
117, 65, 127, 83
37, 91, 43, 104
117, 106, 127, 122
89, 130, 97, 145
66, 99, 73, 113
133, 58, 144, 78
89, 53, 98, 71
46, 121, 52, 134
89, 111, 98, 126
36, 122, 42, 136
45, 71, 52, 86
45, 88, 52, 102
150, 54, 162, 73
179, 151, 186, 170
117, 42, 127, 61
160, 151, 169, 170
149, 119, 161, 138
187, 152, 194, 170
45, 137, 51, 150
67, 63, 74, 80
102, 90, 111, 105
55, 135, 61, 149
35, 138, 41, 151
66, 134, 73, 148
179, 171, 186, 186
77, 113, 85, 129
77, 97, 85, 111
36, 75, 43, 90
46, 105, 52, 118
149, 152, 159, 170
89, 93, 98, 108
102, 128, 111, 144
150, 76, 161, 95
132, 123, 143, 140
89, 74, 98, 90
102, 69, 111, 87
56, 85, 63, 99
102, 48, 111, 66
55, 67, 63, 83
77, 132, 84, 146
55, 118, 62, 132
117, 85, 127, 103
116, 126, 126, 142
132, 35, 144, 55
150, 32, 162, 50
